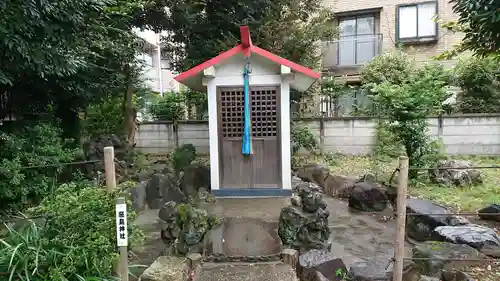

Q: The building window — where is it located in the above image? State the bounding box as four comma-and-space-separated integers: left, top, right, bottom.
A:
337, 14, 381, 65
137, 53, 153, 67
397, 2, 437, 42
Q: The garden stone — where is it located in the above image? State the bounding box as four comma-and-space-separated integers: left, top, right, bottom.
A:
127, 180, 148, 212
146, 173, 186, 209
297, 249, 347, 281
419, 276, 440, 281
435, 225, 500, 257
348, 259, 419, 281
406, 199, 469, 242
323, 175, 357, 198
358, 172, 377, 183
179, 163, 210, 198
296, 163, 329, 189
278, 184, 330, 251
291, 175, 304, 190
139, 256, 186, 281
348, 182, 388, 212
428, 160, 482, 187
441, 270, 475, 281
477, 203, 500, 222
412, 241, 487, 277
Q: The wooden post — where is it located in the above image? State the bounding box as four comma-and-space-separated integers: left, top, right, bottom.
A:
319, 116, 325, 154
104, 146, 116, 192
393, 156, 409, 281
115, 197, 129, 281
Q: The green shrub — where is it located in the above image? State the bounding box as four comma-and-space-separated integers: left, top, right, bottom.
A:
149, 92, 185, 121
172, 144, 197, 174
0, 183, 142, 280
291, 123, 318, 155
452, 56, 500, 113
83, 96, 124, 138
0, 123, 81, 213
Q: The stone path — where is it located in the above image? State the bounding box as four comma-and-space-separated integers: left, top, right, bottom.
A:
194, 262, 297, 281
132, 196, 412, 281
199, 197, 412, 268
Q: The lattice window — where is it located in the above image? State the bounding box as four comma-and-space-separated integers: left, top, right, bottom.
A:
220, 89, 244, 138
251, 89, 277, 137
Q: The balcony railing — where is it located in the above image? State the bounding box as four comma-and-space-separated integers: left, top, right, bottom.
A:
322, 33, 383, 69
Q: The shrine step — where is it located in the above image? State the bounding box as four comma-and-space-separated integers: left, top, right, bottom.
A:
193, 262, 298, 281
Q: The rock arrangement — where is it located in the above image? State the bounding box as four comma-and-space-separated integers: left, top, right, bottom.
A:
126, 162, 210, 213
428, 159, 482, 187
83, 134, 129, 180
295, 163, 393, 213
159, 201, 220, 255
278, 182, 331, 251
293, 163, 498, 280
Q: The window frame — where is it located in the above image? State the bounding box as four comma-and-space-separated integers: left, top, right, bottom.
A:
338, 14, 376, 37
337, 14, 378, 65
395, 1, 438, 43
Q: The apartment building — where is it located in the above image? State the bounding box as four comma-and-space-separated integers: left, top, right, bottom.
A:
321, 0, 463, 81
133, 28, 181, 93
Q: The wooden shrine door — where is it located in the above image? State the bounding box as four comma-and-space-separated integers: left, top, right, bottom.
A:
217, 86, 281, 189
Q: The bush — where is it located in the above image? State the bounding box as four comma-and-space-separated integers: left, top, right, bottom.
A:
0, 183, 142, 280
83, 96, 124, 138
172, 144, 197, 174
0, 123, 81, 213
291, 123, 318, 155
452, 56, 500, 113
370, 63, 450, 177
149, 92, 185, 121
361, 51, 414, 86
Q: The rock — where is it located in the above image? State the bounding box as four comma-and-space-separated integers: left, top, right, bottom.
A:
282, 248, 299, 268
296, 163, 329, 189
278, 184, 330, 251
146, 173, 185, 209
83, 134, 127, 178
291, 175, 304, 190
358, 173, 377, 183
419, 276, 440, 281
323, 175, 357, 198
348, 182, 388, 212
297, 249, 347, 281
441, 270, 474, 281
412, 241, 487, 277
435, 225, 500, 257
406, 199, 469, 242
179, 164, 210, 198
139, 256, 186, 281
429, 160, 482, 187
348, 259, 419, 281
477, 204, 500, 222
295, 182, 324, 195
127, 180, 148, 212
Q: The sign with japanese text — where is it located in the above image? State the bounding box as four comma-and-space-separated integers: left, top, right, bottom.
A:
115, 202, 128, 247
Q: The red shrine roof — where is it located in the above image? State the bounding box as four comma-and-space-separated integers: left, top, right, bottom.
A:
174, 26, 320, 92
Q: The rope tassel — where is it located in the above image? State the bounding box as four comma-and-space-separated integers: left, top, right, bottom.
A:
242, 60, 253, 155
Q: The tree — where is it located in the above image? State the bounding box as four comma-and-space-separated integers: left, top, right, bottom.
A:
0, 0, 169, 142
370, 63, 450, 177
161, 0, 335, 72
450, 0, 500, 57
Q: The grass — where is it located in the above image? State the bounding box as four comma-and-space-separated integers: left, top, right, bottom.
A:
308, 154, 500, 212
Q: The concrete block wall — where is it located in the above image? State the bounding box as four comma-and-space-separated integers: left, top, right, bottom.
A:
136, 114, 500, 156
135, 121, 209, 154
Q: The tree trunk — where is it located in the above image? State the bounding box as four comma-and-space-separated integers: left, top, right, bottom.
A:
123, 65, 136, 150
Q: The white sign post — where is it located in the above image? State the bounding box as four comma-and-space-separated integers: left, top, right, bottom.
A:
115, 197, 129, 281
